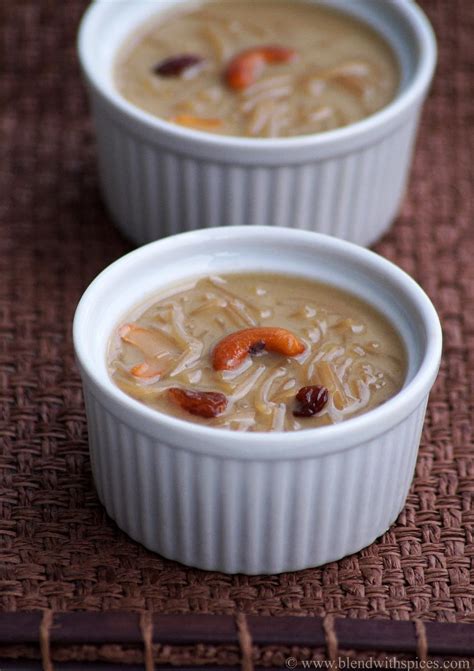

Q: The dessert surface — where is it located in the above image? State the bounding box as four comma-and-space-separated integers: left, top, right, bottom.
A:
109, 273, 407, 431
115, 0, 399, 137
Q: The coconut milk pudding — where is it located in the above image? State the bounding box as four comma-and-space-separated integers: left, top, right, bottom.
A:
108, 273, 406, 432
115, 0, 399, 138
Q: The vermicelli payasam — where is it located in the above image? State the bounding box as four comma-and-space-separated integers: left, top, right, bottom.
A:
108, 274, 407, 432
115, 0, 399, 138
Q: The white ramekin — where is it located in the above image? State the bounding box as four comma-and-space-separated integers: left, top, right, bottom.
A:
73, 226, 442, 574
77, 0, 436, 247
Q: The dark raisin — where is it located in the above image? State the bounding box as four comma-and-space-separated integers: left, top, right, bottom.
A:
293, 385, 329, 418
168, 388, 227, 418
153, 54, 204, 77
249, 340, 266, 356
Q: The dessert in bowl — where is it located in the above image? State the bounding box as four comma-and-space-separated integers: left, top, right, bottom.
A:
115, 0, 400, 138
109, 273, 407, 432
73, 227, 442, 574
78, 0, 436, 245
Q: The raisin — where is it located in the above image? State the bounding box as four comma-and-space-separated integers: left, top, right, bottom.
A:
153, 54, 204, 77
293, 385, 329, 418
168, 388, 227, 418
249, 340, 265, 356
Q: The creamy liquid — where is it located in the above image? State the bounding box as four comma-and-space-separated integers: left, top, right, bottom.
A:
109, 273, 406, 431
115, 0, 399, 137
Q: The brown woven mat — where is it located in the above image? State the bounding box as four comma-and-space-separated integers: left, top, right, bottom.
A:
0, 0, 473, 623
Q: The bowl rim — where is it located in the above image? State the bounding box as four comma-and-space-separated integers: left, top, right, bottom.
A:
73, 227, 442, 459
77, 0, 437, 152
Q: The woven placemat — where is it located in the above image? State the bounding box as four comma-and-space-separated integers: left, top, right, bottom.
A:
0, 0, 473, 624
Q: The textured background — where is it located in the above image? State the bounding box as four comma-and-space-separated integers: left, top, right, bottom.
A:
0, 0, 473, 621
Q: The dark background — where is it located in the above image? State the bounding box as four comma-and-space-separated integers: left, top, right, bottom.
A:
0, 0, 473, 620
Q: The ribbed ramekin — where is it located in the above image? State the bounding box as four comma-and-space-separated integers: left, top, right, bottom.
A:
77, 0, 436, 247
73, 227, 442, 574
